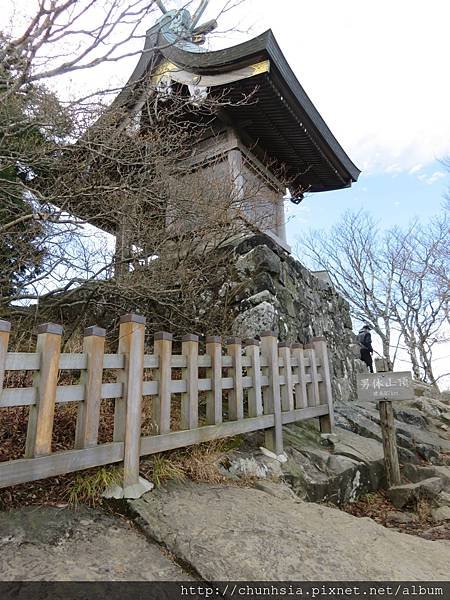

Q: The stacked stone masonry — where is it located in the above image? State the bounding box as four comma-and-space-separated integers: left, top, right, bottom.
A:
229, 235, 366, 403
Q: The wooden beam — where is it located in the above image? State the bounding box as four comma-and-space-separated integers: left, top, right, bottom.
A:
279, 342, 294, 411
304, 343, 320, 407
154, 331, 173, 434
0, 442, 124, 489
244, 339, 263, 417
181, 335, 199, 430
312, 337, 335, 433
25, 323, 62, 458
227, 337, 244, 420
75, 326, 106, 449
206, 336, 222, 425
260, 331, 283, 455
118, 314, 146, 488
379, 400, 401, 487
0, 320, 11, 404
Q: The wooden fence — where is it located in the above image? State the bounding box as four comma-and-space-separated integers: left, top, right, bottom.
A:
0, 314, 334, 493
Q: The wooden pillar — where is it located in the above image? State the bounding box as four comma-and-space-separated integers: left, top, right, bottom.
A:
227, 148, 245, 202
279, 342, 294, 412
75, 326, 106, 449
292, 343, 307, 409
227, 337, 243, 421
181, 334, 199, 430
304, 343, 320, 407
275, 195, 287, 243
206, 336, 222, 425
117, 314, 145, 488
312, 336, 335, 433
25, 323, 62, 458
244, 339, 262, 417
379, 399, 401, 487
260, 331, 283, 455
154, 331, 173, 434
0, 320, 11, 400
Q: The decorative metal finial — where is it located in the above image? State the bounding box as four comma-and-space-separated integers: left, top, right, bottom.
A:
155, 0, 215, 46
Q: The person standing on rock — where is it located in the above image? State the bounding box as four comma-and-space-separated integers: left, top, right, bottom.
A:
357, 324, 374, 373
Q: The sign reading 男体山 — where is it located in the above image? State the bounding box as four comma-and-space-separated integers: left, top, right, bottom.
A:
356, 371, 413, 402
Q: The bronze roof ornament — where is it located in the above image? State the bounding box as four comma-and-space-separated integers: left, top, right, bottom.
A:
155, 0, 217, 52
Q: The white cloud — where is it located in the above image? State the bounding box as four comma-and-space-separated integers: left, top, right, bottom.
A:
212, 0, 450, 175
5, 1, 450, 176
417, 170, 446, 185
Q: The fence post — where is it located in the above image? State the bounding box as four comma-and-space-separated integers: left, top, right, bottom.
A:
181, 334, 199, 430
312, 337, 335, 433
206, 336, 222, 425
75, 326, 106, 449
292, 343, 307, 409
279, 342, 294, 412
227, 337, 243, 421
244, 339, 262, 417
379, 400, 401, 487
0, 320, 11, 401
304, 343, 320, 407
260, 331, 283, 455
154, 331, 172, 434
25, 323, 62, 458
117, 314, 146, 494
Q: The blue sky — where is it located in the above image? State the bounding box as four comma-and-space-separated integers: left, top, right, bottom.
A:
285, 160, 449, 239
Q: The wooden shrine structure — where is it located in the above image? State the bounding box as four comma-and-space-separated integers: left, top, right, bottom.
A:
107, 2, 360, 255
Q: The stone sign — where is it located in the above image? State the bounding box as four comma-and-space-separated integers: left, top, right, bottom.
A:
357, 371, 413, 402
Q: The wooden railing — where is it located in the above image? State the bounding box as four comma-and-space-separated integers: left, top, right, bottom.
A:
0, 314, 334, 492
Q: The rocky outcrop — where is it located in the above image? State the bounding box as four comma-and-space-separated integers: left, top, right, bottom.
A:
228, 235, 366, 402
129, 482, 450, 580
0, 506, 190, 580
216, 393, 449, 507
335, 400, 450, 466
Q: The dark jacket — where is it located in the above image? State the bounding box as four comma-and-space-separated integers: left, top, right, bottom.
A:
357, 330, 373, 353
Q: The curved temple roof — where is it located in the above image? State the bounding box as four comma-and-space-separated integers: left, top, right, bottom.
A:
117, 25, 360, 193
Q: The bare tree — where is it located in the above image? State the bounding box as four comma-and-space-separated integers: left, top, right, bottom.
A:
297, 210, 397, 369
388, 217, 449, 386
298, 209, 450, 385
2, 1, 271, 337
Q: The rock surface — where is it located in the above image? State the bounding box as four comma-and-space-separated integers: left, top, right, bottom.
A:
335, 401, 449, 466
387, 478, 443, 509
130, 482, 450, 581
229, 235, 365, 402
0, 506, 190, 581
431, 506, 450, 522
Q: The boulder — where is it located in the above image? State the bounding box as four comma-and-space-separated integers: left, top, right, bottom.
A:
332, 428, 384, 464
393, 407, 428, 429
433, 466, 450, 491
387, 477, 443, 509
402, 464, 437, 483
431, 506, 450, 522
232, 301, 278, 339
386, 511, 417, 525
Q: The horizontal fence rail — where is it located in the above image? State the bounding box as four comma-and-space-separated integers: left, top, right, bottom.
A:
0, 315, 335, 491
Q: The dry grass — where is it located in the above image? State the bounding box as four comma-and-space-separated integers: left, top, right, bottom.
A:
415, 496, 433, 522
141, 437, 243, 487
66, 466, 123, 507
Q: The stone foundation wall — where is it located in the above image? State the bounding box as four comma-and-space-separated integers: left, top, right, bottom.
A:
227, 235, 366, 403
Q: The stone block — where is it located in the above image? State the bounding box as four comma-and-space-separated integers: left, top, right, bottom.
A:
387, 477, 443, 509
